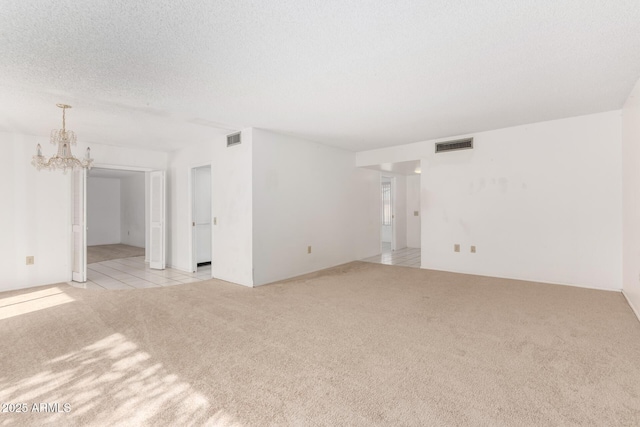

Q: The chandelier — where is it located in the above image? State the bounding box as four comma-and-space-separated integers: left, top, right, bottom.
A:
32, 104, 93, 172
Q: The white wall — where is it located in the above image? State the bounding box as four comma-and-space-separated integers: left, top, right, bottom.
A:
393, 175, 407, 250
622, 77, 640, 318
252, 129, 379, 286
120, 173, 145, 247
0, 135, 167, 292
353, 168, 385, 260
166, 139, 214, 272
89, 143, 168, 171
357, 111, 623, 290
87, 177, 121, 245
406, 174, 421, 248
167, 128, 378, 287
213, 130, 253, 286
0, 133, 71, 291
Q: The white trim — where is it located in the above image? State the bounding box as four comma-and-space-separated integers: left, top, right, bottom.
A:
71, 169, 87, 283
190, 160, 212, 169
418, 266, 623, 293
92, 163, 153, 172
622, 290, 640, 323
149, 170, 166, 270
189, 167, 195, 273
189, 164, 213, 275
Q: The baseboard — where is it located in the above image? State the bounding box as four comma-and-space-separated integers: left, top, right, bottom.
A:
0, 282, 40, 293
0, 280, 70, 294
622, 290, 640, 323
419, 266, 622, 293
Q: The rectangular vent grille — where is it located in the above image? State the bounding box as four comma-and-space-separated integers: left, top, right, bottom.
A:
435, 138, 473, 153
227, 132, 241, 147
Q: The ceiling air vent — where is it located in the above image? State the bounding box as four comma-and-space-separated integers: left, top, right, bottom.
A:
435, 137, 473, 153
227, 132, 241, 147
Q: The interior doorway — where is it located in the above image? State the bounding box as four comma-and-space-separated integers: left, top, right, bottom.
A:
73, 165, 166, 285
191, 165, 212, 273
381, 175, 395, 252
86, 168, 147, 265
358, 159, 422, 269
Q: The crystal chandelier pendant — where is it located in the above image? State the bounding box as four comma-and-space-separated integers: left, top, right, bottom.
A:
31, 104, 94, 172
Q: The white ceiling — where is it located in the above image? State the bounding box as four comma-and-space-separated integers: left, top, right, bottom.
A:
1, 1, 640, 152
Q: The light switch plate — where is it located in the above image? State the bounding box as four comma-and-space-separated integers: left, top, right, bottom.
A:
414, 211, 419, 216
26, 256, 34, 265
454, 244, 460, 252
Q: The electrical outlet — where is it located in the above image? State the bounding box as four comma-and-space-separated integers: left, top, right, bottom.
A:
307, 246, 312, 254
454, 244, 460, 253
414, 211, 419, 216
471, 245, 476, 253
26, 256, 34, 265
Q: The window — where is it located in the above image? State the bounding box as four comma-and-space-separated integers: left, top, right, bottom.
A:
382, 181, 391, 225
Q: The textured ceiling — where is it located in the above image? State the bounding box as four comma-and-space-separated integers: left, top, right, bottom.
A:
1, 1, 640, 152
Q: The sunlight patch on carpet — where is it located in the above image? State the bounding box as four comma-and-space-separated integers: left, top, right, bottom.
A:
0, 287, 74, 320
0, 333, 243, 426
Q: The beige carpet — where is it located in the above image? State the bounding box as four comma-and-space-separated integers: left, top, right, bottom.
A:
87, 244, 145, 264
1, 262, 639, 426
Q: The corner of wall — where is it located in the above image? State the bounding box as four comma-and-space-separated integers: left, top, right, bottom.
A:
622, 75, 640, 321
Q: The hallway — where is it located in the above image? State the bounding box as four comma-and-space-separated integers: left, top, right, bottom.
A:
70, 256, 211, 290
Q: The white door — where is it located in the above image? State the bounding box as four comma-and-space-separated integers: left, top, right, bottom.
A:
149, 170, 166, 270
71, 169, 87, 282
192, 166, 212, 271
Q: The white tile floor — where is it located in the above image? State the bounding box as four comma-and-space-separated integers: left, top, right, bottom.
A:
68, 256, 211, 291
360, 244, 421, 268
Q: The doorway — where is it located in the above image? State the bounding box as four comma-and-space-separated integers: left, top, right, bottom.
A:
381, 175, 395, 252
73, 165, 166, 285
358, 160, 422, 269
86, 168, 147, 265
191, 165, 212, 273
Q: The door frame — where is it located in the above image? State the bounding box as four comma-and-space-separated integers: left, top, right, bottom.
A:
149, 170, 166, 270
189, 162, 213, 275
71, 168, 87, 282
380, 175, 397, 252
87, 164, 155, 271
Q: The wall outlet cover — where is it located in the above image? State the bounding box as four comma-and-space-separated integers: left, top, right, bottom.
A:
307, 246, 312, 254
414, 211, 419, 216
471, 245, 476, 253
26, 256, 34, 265
454, 244, 460, 252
